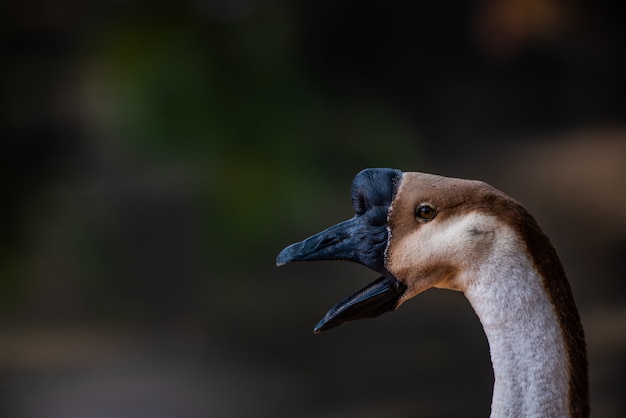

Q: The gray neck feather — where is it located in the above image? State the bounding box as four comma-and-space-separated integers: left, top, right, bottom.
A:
464, 236, 570, 417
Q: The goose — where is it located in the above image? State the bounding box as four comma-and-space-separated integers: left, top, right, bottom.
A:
276, 168, 589, 417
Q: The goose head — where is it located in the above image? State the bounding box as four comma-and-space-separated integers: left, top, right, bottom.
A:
276, 168, 589, 416
276, 168, 533, 333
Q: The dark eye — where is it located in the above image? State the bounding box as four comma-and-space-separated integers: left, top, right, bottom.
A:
415, 203, 437, 222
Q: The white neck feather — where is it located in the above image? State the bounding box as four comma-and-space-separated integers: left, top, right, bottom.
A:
463, 228, 570, 417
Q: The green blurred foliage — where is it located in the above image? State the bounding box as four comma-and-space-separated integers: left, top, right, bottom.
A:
79, 7, 420, 267
1, 2, 421, 314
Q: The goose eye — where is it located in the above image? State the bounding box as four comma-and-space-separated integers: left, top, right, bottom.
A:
415, 203, 437, 222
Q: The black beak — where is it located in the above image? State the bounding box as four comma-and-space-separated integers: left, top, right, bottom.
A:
276, 215, 387, 272
312, 275, 406, 333
276, 168, 407, 333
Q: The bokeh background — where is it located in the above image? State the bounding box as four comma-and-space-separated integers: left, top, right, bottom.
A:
2, 0, 625, 417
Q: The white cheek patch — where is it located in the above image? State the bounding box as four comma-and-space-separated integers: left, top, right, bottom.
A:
389, 212, 501, 295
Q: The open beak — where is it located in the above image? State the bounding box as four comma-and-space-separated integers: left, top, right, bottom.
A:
276, 214, 406, 333
311, 275, 406, 333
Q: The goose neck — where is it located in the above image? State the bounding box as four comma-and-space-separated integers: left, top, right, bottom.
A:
464, 246, 570, 417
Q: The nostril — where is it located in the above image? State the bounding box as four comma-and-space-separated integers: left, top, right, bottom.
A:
318, 236, 338, 248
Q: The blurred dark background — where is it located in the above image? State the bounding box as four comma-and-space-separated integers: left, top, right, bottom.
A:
1, 0, 625, 417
